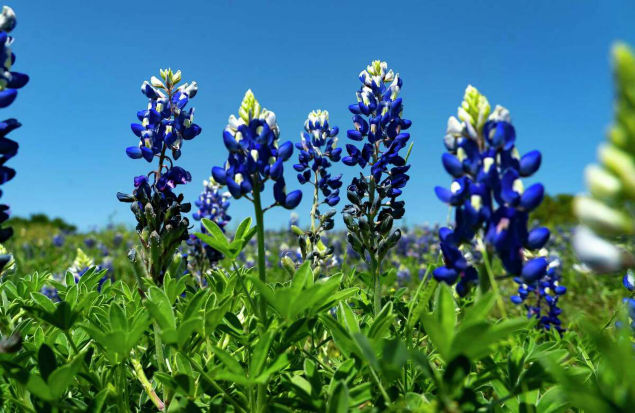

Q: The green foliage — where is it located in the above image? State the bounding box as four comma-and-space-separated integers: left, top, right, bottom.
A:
0, 216, 633, 411
531, 193, 576, 229
7, 213, 78, 233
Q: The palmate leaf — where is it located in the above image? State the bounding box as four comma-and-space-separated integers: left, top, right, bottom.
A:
420, 285, 528, 363
249, 262, 347, 321
201, 218, 227, 245
197, 217, 257, 259
28, 346, 84, 401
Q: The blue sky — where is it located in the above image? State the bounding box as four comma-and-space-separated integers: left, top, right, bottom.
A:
6, 0, 635, 231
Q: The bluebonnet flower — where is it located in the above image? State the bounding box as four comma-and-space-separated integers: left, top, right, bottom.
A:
624, 270, 635, 292
294, 110, 342, 207
113, 233, 124, 247
340, 60, 412, 314
621, 270, 635, 332
41, 249, 111, 300
293, 110, 342, 267
84, 237, 96, 248
434, 86, 549, 297
212, 90, 301, 209
117, 69, 196, 285
396, 265, 411, 286
41, 285, 60, 302
510, 252, 566, 333
192, 177, 232, 228
187, 177, 232, 274
288, 212, 299, 229
126, 69, 201, 163
211, 90, 301, 285
52, 234, 65, 247
0, 6, 28, 270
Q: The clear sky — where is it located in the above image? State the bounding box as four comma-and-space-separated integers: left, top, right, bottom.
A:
6, 0, 635, 231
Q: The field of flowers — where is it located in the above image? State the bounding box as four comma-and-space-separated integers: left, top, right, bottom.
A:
1, 5, 635, 412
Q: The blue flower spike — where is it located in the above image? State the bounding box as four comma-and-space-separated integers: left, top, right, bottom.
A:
0, 6, 28, 268
433, 85, 562, 331
117, 69, 198, 285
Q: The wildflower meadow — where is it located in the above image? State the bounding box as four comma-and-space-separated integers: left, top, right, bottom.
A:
0, 3, 635, 412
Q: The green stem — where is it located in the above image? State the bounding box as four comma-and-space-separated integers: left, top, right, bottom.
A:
153, 322, 169, 406
251, 179, 268, 322
64, 330, 79, 356
369, 365, 391, 406
371, 256, 381, 316
131, 358, 165, 411
251, 179, 268, 412
480, 244, 507, 318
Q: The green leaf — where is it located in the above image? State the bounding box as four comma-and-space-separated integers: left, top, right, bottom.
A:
450, 318, 527, 361
234, 217, 252, 241
48, 364, 76, 399
38, 344, 57, 382
201, 218, 229, 245
319, 314, 356, 357
352, 333, 378, 371
30, 292, 56, 313
255, 353, 290, 383
109, 303, 127, 332
292, 261, 313, 291
435, 283, 457, 336
326, 381, 349, 413
177, 318, 202, 348
420, 284, 457, 361
368, 301, 395, 339
26, 375, 53, 401
195, 233, 230, 257
211, 345, 244, 375
461, 292, 496, 326
249, 329, 276, 378
338, 303, 360, 335
145, 286, 176, 330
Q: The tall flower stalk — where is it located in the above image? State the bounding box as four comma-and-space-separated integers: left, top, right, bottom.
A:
0, 6, 28, 272
211, 89, 301, 288
117, 69, 201, 286
292, 110, 342, 269
434, 86, 555, 321
573, 43, 635, 272
211, 90, 300, 412
341, 60, 412, 315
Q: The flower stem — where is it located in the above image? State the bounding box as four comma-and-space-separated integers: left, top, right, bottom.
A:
131, 357, 165, 411
251, 178, 268, 412
153, 322, 169, 406
370, 255, 381, 316
480, 243, 507, 318
310, 171, 319, 232
251, 179, 267, 320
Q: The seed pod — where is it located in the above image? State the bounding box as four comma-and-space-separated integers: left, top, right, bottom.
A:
342, 213, 356, 230
281, 256, 296, 276
298, 234, 308, 258
116, 192, 134, 203
347, 232, 364, 255
322, 218, 335, 231
322, 209, 337, 220
347, 189, 360, 204
379, 215, 393, 235
386, 228, 402, 249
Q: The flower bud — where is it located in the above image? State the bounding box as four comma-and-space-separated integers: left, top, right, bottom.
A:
574, 196, 633, 235
585, 164, 622, 199
598, 144, 635, 198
